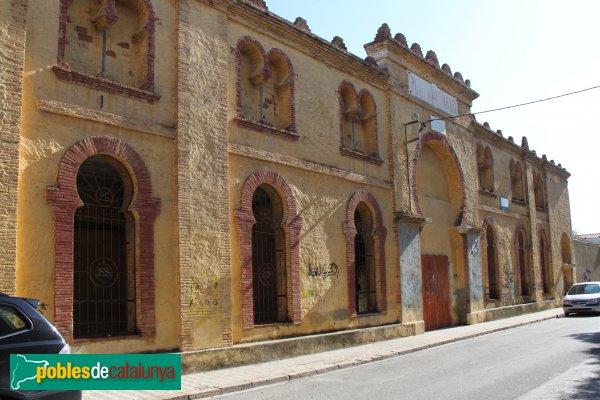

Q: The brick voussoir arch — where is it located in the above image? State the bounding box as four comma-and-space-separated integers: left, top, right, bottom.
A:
235, 169, 302, 329
537, 225, 552, 290
337, 80, 358, 147
342, 191, 388, 316
266, 48, 297, 132
481, 216, 500, 299
411, 131, 466, 223
46, 136, 160, 341
513, 223, 532, 295
234, 36, 268, 117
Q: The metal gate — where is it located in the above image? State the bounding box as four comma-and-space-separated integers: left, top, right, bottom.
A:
252, 222, 279, 324
421, 255, 451, 330
73, 156, 134, 338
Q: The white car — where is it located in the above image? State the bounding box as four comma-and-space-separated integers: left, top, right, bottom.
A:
563, 282, 600, 316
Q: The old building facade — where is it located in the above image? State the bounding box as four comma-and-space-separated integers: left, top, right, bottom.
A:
1, 0, 574, 361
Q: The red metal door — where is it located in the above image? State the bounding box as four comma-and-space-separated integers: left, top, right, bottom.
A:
421, 255, 451, 330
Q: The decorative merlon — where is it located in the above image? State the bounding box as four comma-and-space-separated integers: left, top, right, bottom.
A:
425, 50, 439, 67
410, 42, 423, 57
393, 33, 408, 47
331, 36, 347, 50
293, 17, 310, 32
244, 0, 267, 11
374, 23, 392, 42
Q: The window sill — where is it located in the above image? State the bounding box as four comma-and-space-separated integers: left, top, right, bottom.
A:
235, 117, 299, 141
339, 147, 383, 165
72, 334, 142, 344
351, 311, 383, 318
535, 206, 547, 213
478, 189, 497, 198
246, 321, 300, 329
52, 65, 160, 103
511, 199, 527, 206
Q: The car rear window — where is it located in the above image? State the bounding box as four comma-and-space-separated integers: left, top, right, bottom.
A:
0, 304, 28, 337
568, 283, 600, 295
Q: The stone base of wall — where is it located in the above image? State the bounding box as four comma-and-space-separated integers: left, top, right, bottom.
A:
466, 299, 560, 325
181, 322, 419, 373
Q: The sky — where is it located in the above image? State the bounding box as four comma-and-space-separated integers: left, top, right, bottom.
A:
267, 0, 600, 235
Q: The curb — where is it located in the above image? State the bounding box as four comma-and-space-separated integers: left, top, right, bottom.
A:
169, 311, 562, 399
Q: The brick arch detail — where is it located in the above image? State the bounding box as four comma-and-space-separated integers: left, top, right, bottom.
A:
357, 88, 377, 113
560, 232, 572, 264
481, 216, 500, 300
513, 223, 532, 296
46, 136, 160, 341
56, 0, 156, 92
411, 131, 465, 224
342, 191, 388, 316
234, 169, 303, 328
234, 36, 267, 117
537, 225, 553, 292
267, 48, 297, 132
337, 80, 358, 147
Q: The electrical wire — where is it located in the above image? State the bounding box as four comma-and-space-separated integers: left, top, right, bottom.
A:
409, 84, 600, 127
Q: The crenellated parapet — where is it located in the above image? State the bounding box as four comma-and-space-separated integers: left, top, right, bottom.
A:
371, 24, 473, 94
472, 120, 570, 178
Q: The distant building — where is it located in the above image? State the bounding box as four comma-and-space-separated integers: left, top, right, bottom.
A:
574, 234, 600, 283
0, 0, 575, 367
576, 233, 600, 244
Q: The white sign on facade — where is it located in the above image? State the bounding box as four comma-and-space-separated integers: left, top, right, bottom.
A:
408, 71, 458, 116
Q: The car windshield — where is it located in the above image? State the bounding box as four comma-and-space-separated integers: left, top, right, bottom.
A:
568, 283, 600, 295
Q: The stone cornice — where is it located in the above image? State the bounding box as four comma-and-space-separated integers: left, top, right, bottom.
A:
226, 1, 389, 88
364, 40, 479, 103
229, 143, 392, 189
37, 98, 175, 138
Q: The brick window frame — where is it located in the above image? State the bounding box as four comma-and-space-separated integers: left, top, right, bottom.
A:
53, 0, 158, 103
233, 36, 298, 140
337, 80, 383, 165
533, 170, 547, 211
46, 136, 160, 341
476, 144, 495, 193
509, 159, 526, 204
481, 217, 500, 301
234, 169, 302, 328
342, 191, 387, 316
514, 223, 532, 298
538, 227, 553, 294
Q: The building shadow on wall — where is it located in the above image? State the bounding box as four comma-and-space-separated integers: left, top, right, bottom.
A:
567, 324, 600, 399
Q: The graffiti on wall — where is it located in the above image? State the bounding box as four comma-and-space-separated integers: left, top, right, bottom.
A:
307, 263, 339, 279
502, 262, 515, 306
188, 276, 221, 330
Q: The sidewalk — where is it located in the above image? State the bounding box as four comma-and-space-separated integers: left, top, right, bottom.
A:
83, 308, 564, 400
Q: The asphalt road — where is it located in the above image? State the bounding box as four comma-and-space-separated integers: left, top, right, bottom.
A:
218, 315, 600, 400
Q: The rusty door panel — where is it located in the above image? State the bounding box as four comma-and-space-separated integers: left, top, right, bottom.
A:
421, 255, 451, 330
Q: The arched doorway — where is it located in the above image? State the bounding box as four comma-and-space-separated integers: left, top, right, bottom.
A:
414, 133, 465, 330
251, 185, 287, 324
74, 155, 135, 337
354, 203, 377, 314
484, 222, 499, 300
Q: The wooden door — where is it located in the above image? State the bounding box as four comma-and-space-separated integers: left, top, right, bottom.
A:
421, 255, 451, 330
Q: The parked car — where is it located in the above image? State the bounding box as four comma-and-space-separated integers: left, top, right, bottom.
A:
563, 282, 600, 316
0, 292, 81, 399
